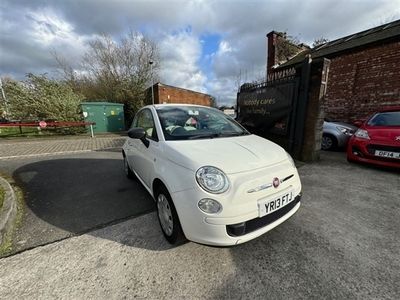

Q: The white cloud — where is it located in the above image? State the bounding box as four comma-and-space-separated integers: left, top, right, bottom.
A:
0, 6, 92, 78
1, 0, 400, 107
206, 38, 265, 106
159, 31, 207, 93
207, 77, 237, 106
218, 41, 233, 54
27, 9, 74, 45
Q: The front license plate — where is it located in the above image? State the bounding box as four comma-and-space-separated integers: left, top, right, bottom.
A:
258, 191, 294, 217
374, 150, 400, 159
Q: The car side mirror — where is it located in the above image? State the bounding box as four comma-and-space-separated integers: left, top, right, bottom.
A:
127, 128, 149, 147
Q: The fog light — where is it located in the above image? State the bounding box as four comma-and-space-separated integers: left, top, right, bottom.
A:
198, 198, 222, 214
352, 147, 363, 157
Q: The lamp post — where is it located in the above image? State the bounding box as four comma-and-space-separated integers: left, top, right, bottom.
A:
149, 60, 154, 105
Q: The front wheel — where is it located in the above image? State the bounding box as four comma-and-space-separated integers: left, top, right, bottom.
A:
321, 134, 337, 151
155, 186, 186, 245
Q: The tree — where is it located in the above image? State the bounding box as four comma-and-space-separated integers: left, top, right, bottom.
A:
313, 37, 329, 48
1, 74, 84, 122
275, 32, 301, 63
210, 96, 217, 108
56, 31, 159, 125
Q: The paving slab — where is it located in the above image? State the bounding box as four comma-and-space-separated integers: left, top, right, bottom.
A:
0, 137, 126, 159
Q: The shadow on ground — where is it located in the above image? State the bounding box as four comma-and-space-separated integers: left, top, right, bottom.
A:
11, 156, 157, 253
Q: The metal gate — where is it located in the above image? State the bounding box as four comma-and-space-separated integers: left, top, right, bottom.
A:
237, 60, 312, 158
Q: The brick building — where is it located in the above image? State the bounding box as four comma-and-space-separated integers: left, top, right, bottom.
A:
145, 82, 213, 106
267, 20, 400, 122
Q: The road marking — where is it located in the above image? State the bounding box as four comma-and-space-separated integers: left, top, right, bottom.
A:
0, 148, 120, 159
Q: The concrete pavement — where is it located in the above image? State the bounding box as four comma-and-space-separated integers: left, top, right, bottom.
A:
0, 136, 126, 159
0, 151, 399, 299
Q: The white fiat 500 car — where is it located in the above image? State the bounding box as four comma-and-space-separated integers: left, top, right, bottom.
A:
122, 104, 302, 246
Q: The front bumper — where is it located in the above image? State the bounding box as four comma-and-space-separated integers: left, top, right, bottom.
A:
172, 189, 301, 246
336, 133, 352, 148
226, 194, 301, 237
171, 162, 302, 246
347, 137, 400, 168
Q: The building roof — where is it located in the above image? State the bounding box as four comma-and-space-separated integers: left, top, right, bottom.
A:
276, 19, 400, 69
148, 82, 212, 98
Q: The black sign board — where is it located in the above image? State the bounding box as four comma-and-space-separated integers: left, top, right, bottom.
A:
237, 80, 297, 135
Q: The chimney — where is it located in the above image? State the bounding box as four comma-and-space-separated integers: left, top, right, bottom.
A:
266, 31, 279, 76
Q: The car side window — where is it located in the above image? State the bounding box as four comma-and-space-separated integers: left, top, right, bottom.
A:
131, 113, 140, 129
136, 109, 158, 141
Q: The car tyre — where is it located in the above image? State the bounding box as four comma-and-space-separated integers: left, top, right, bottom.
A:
123, 155, 136, 179
155, 185, 186, 245
321, 134, 338, 151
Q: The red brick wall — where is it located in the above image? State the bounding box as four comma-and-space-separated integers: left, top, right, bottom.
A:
266, 32, 278, 75
156, 85, 212, 106
324, 40, 400, 122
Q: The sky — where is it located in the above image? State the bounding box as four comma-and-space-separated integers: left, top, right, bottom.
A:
1, 0, 399, 106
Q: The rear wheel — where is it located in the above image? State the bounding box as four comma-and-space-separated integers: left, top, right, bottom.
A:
155, 186, 185, 245
321, 134, 337, 151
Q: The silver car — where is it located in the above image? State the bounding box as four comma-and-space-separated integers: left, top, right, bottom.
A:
322, 120, 358, 150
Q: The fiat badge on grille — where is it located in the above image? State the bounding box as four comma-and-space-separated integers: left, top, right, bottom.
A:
273, 177, 280, 188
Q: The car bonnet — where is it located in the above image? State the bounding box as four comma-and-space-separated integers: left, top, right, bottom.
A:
164, 134, 288, 174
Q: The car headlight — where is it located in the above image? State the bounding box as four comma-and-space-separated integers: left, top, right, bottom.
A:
198, 198, 222, 214
354, 129, 370, 139
196, 166, 229, 194
336, 126, 353, 136
286, 152, 296, 168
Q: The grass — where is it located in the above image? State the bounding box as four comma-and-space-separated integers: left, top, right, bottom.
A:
0, 186, 4, 211
0, 175, 24, 257
0, 126, 41, 137
0, 126, 89, 139
0, 126, 80, 137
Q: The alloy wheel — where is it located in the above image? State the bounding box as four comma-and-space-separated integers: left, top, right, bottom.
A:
322, 136, 333, 150
157, 194, 174, 236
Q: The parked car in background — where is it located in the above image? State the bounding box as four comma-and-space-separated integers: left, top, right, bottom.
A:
122, 104, 302, 246
347, 107, 400, 168
322, 120, 358, 150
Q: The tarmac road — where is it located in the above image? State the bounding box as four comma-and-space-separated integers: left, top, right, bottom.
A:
0, 150, 155, 254
0, 150, 399, 299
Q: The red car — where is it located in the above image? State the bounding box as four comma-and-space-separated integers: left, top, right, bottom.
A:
347, 106, 400, 169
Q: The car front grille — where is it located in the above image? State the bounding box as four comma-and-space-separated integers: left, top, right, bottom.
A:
366, 144, 400, 155
226, 194, 301, 237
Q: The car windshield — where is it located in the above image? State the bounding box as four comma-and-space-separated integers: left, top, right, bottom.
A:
367, 111, 400, 126
156, 106, 249, 140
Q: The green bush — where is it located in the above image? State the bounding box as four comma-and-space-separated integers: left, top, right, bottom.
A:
2, 74, 84, 122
